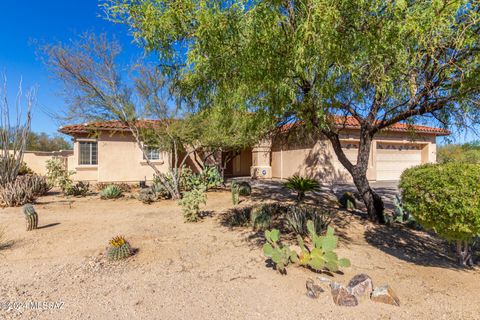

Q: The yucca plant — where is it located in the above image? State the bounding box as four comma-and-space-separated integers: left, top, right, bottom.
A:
284, 176, 320, 201
107, 235, 132, 260
100, 185, 123, 199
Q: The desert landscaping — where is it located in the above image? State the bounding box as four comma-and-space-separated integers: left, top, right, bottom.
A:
1, 183, 479, 320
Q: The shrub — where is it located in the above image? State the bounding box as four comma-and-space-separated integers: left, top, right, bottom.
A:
238, 181, 252, 196
95, 182, 131, 193
45, 157, 75, 192
100, 185, 123, 199
251, 204, 273, 231
64, 181, 90, 197
18, 159, 33, 175
263, 229, 298, 274
284, 176, 320, 201
286, 205, 333, 236
183, 166, 223, 191
178, 186, 207, 222
297, 221, 351, 272
151, 181, 171, 199
107, 236, 133, 261
0, 174, 49, 207
137, 188, 157, 204
400, 163, 480, 266
339, 192, 357, 210
224, 206, 252, 227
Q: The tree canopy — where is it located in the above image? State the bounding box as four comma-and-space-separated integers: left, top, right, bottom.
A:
26, 132, 71, 151
104, 0, 480, 222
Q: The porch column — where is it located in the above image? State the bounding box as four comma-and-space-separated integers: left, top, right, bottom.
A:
251, 138, 272, 179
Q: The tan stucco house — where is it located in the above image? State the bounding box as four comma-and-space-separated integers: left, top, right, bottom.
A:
57, 118, 449, 183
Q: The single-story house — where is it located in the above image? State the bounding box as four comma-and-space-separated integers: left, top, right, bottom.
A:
58, 117, 449, 183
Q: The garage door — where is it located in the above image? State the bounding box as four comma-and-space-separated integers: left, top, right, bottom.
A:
376, 143, 423, 181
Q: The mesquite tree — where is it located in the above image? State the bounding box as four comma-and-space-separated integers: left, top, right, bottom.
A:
105, 0, 480, 222
0, 75, 33, 186
41, 33, 195, 199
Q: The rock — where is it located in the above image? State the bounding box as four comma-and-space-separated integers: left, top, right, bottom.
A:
347, 273, 373, 300
330, 282, 358, 307
371, 285, 400, 306
306, 278, 324, 299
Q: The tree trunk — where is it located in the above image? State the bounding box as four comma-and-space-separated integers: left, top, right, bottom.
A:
323, 127, 385, 223
351, 169, 385, 223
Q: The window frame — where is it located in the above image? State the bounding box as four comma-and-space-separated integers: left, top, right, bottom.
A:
143, 145, 162, 161
78, 140, 98, 166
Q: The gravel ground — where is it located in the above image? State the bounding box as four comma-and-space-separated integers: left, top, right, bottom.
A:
0, 188, 479, 320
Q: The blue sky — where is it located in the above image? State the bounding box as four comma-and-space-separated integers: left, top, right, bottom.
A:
0, 1, 476, 144
0, 0, 142, 136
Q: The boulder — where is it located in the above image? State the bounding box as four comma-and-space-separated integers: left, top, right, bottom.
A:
330, 282, 358, 307
347, 274, 373, 300
306, 278, 324, 299
371, 285, 400, 306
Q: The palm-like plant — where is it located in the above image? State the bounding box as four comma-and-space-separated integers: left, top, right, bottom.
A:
283, 176, 320, 201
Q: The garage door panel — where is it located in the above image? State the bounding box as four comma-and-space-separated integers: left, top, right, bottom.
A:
376, 143, 423, 181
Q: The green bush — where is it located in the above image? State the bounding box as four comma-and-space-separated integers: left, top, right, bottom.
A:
45, 157, 75, 193
64, 181, 90, 197
100, 185, 123, 199
178, 186, 207, 222
251, 204, 273, 231
238, 181, 252, 196
400, 163, 480, 266
284, 176, 320, 201
286, 204, 333, 236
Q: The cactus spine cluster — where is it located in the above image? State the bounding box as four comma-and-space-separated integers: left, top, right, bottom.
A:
22, 204, 38, 231
107, 236, 132, 260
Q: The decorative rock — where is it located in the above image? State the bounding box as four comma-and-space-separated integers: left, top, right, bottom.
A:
347, 274, 373, 300
330, 282, 358, 307
371, 285, 400, 306
306, 278, 324, 299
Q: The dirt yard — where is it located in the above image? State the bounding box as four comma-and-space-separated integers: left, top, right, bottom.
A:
0, 187, 479, 320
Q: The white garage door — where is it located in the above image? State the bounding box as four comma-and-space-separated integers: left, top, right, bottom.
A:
376, 143, 423, 181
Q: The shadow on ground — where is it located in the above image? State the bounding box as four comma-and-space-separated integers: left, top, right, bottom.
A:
364, 225, 461, 269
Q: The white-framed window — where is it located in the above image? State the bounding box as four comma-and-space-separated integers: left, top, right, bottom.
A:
144, 146, 161, 161
79, 141, 98, 165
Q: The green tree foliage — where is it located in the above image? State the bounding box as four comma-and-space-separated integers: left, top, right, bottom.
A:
400, 163, 480, 266
104, 0, 480, 223
437, 141, 480, 164
26, 132, 71, 151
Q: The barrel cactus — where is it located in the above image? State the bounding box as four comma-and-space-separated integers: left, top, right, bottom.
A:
238, 181, 252, 196
107, 236, 132, 261
22, 204, 38, 231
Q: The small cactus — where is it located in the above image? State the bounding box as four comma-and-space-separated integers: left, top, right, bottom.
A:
22, 204, 38, 231
231, 181, 240, 205
107, 236, 132, 261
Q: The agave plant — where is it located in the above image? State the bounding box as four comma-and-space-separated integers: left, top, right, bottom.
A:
100, 185, 123, 199
283, 176, 320, 201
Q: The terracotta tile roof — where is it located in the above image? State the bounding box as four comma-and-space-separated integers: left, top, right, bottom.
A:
58, 120, 165, 135
59, 116, 450, 136
281, 116, 450, 136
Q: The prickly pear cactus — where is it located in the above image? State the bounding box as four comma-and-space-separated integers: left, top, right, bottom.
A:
263, 229, 298, 274
297, 220, 350, 272
107, 236, 132, 261
22, 204, 38, 231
